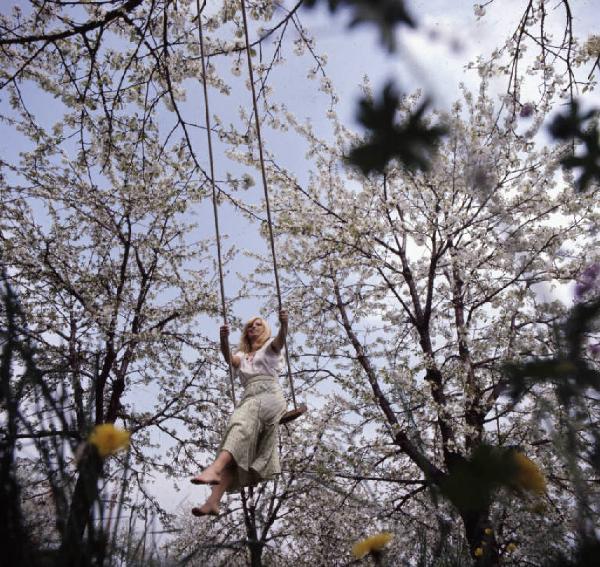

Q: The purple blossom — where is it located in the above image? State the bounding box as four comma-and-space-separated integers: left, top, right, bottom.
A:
575, 263, 600, 299
519, 103, 535, 118
590, 343, 600, 358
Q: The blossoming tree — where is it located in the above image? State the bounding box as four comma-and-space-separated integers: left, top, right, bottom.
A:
2, 1, 599, 565
217, 74, 599, 563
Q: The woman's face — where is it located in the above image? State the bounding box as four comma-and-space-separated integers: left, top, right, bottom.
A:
246, 318, 264, 342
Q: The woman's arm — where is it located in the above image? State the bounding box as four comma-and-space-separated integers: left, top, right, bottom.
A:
220, 324, 241, 368
270, 310, 288, 354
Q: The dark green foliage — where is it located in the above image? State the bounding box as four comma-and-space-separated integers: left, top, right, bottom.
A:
0, 273, 107, 566
439, 445, 519, 513
504, 298, 600, 404
1, 272, 34, 566
548, 100, 600, 192
502, 289, 600, 564
301, 2, 446, 173
302, 0, 415, 52
346, 82, 447, 175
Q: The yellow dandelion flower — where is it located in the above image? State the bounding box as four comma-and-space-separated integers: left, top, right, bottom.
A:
506, 543, 517, 553
512, 452, 546, 495
474, 547, 484, 557
89, 424, 130, 458
352, 532, 394, 559
484, 528, 493, 536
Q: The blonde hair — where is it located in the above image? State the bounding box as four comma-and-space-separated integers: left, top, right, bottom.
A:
239, 316, 271, 353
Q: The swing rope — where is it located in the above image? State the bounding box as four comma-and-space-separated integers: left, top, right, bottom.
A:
239, 0, 306, 421
195, 0, 305, 422
196, 0, 237, 406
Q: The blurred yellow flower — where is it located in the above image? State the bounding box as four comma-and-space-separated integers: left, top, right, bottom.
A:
352, 532, 394, 559
512, 452, 546, 495
484, 528, 493, 535
506, 542, 517, 553
474, 547, 484, 557
89, 424, 130, 457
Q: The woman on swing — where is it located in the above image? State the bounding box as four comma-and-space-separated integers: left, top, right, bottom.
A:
190, 310, 288, 516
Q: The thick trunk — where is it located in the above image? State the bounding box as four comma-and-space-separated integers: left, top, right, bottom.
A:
461, 508, 500, 567
248, 541, 263, 567
241, 489, 263, 567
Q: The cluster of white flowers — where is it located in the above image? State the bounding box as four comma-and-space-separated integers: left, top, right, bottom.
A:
583, 34, 600, 57
231, 59, 243, 77
473, 4, 486, 18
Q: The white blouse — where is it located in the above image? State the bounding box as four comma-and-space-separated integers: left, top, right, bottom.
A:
235, 338, 284, 387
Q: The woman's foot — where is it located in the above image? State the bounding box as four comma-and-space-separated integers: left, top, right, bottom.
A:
190, 466, 221, 485
191, 503, 219, 517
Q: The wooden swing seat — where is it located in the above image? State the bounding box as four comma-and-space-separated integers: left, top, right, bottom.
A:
280, 403, 307, 425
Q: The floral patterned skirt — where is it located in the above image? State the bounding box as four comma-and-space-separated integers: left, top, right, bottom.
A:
219, 375, 286, 491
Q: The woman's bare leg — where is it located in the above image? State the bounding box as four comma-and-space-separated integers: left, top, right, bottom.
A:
191, 462, 234, 516
191, 450, 233, 485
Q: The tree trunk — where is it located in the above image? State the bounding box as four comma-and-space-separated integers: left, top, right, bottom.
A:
248, 541, 263, 567
241, 489, 263, 567
461, 508, 500, 567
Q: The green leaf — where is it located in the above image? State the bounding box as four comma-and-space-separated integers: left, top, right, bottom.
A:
347, 82, 447, 175
504, 299, 600, 403
302, 0, 415, 52
548, 100, 600, 192
439, 445, 519, 512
